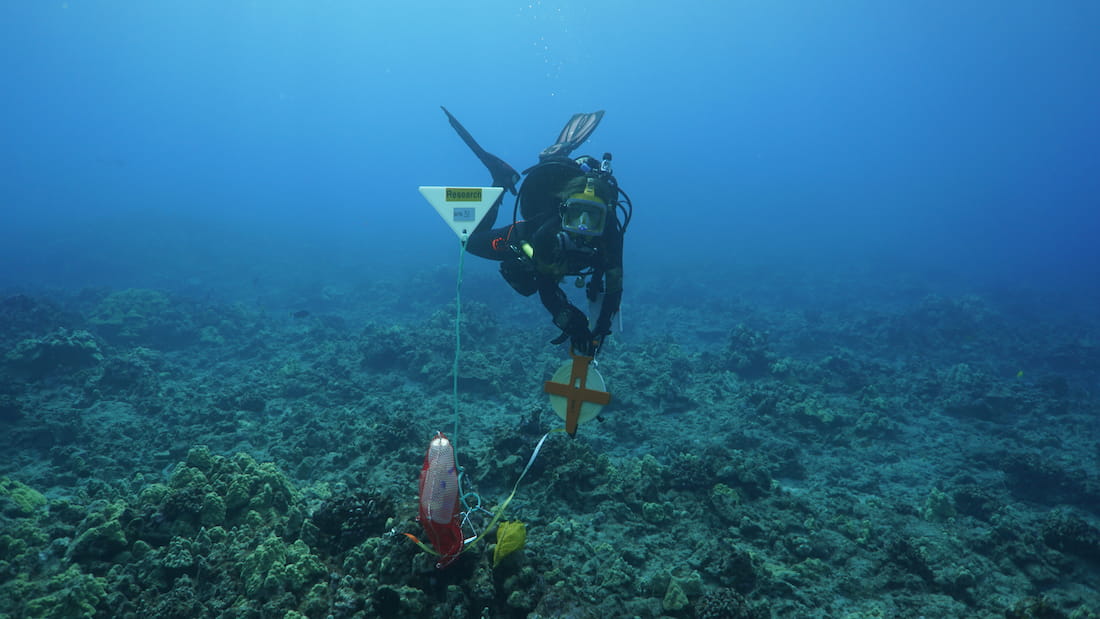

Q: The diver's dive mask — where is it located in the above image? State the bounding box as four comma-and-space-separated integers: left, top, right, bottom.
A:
561, 178, 607, 237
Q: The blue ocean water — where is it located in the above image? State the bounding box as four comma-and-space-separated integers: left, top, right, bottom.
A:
3, 2, 1098, 298
3, 3, 1100, 617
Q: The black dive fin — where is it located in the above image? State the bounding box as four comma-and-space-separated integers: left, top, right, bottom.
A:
441, 106, 520, 195
539, 110, 605, 160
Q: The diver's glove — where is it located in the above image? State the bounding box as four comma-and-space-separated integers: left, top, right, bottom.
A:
552, 307, 594, 356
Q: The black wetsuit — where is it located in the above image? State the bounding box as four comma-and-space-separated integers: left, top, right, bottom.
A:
467, 188, 623, 356
440, 106, 623, 355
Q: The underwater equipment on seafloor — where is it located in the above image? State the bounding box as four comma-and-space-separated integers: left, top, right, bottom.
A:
544, 350, 611, 436
412, 184, 503, 568
412, 176, 557, 569
405, 429, 554, 568
413, 432, 464, 568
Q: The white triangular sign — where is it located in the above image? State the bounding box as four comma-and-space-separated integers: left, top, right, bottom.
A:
419, 186, 503, 242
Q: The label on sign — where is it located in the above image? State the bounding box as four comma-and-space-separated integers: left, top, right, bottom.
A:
446, 188, 482, 202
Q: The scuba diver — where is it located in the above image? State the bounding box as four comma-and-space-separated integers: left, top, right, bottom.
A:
441, 107, 633, 357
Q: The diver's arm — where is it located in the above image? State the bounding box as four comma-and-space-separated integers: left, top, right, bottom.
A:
537, 276, 593, 352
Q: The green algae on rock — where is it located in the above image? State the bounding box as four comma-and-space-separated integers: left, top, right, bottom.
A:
0, 476, 48, 517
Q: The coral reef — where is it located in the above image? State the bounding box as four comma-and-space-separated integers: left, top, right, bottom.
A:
4, 328, 103, 377
0, 267, 1098, 618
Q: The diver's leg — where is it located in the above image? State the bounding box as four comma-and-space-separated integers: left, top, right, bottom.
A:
538, 110, 606, 160
442, 106, 520, 194
468, 189, 534, 259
